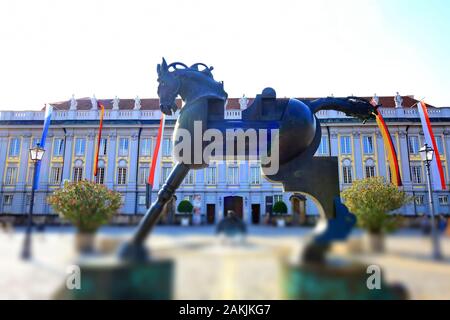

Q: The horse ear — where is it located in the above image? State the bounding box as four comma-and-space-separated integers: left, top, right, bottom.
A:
161, 57, 168, 71
157, 64, 161, 76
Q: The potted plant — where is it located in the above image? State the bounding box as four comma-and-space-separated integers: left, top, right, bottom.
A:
177, 200, 193, 226
342, 177, 411, 253
273, 201, 288, 227
48, 180, 122, 253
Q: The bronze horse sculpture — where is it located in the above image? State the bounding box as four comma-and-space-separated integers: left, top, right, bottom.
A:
119, 58, 379, 260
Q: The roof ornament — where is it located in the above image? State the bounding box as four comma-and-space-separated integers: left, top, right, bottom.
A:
134, 96, 141, 110
112, 96, 120, 110
239, 94, 249, 109
91, 94, 98, 110
394, 92, 403, 108
70, 94, 77, 110
372, 93, 379, 106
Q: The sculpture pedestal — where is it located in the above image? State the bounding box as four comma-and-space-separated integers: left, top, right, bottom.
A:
54, 256, 173, 300
283, 259, 407, 300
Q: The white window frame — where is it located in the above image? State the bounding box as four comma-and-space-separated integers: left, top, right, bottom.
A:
74, 138, 86, 156
117, 167, 127, 185
53, 138, 65, 157
73, 167, 83, 182
49, 166, 62, 185
140, 138, 152, 157
206, 166, 217, 185
8, 138, 20, 157
118, 138, 129, 157
340, 136, 352, 155
342, 166, 353, 184
363, 136, 374, 154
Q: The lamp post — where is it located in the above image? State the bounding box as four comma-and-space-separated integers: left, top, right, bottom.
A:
419, 143, 443, 261
21, 143, 45, 260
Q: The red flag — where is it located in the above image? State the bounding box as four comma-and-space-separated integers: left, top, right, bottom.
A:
93, 103, 105, 177
148, 113, 166, 188
417, 101, 446, 190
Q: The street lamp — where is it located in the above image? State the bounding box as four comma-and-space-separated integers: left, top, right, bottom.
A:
419, 143, 443, 260
21, 143, 45, 260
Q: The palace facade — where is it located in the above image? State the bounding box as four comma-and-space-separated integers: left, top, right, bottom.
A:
0, 94, 449, 225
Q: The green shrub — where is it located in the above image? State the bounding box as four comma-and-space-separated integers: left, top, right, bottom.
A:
48, 180, 122, 233
177, 200, 193, 214
273, 201, 288, 215
341, 177, 411, 234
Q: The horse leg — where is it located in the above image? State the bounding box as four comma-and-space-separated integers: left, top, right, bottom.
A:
118, 162, 190, 260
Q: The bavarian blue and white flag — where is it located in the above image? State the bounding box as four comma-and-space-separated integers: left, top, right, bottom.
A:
33, 104, 53, 190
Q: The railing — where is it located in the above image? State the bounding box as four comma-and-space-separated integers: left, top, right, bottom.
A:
0, 107, 449, 122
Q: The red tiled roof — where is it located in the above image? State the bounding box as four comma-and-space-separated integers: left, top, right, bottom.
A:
48, 95, 433, 111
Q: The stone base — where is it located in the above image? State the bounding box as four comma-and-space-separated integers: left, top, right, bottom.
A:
53, 256, 173, 300
283, 260, 408, 300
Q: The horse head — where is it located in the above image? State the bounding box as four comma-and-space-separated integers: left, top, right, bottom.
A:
157, 58, 221, 115
157, 58, 182, 115
343, 97, 379, 123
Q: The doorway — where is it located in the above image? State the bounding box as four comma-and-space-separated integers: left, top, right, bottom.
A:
251, 204, 260, 224
206, 204, 216, 225
224, 196, 243, 219
290, 193, 306, 225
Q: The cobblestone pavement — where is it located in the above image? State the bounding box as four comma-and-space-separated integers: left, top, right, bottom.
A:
0, 227, 449, 300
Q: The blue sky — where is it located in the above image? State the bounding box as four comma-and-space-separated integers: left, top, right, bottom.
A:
0, 0, 449, 110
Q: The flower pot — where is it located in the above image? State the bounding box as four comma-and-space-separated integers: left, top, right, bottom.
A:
181, 217, 190, 227
276, 218, 286, 227
75, 232, 96, 254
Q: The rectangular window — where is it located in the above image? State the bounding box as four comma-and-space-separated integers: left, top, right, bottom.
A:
138, 195, 146, 205
8, 138, 21, 157
340, 136, 352, 154
161, 166, 172, 184
206, 166, 217, 185
99, 138, 107, 156
408, 136, 419, 154
318, 136, 328, 155
117, 167, 127, 185
343, 166, 353, 184
4, 167, 17, 185
140, 138, 152, 156
411, 165, 422, 184
439, 195, 448, 206
363, 136, 374, 154
183, 171, 194, 185
27, 166, 34, 185
138, 167, 149, 185
49, 166, 62, 185
227, 165, 239, 185
73, 167, 83, 182
435, 136, 444, 155
415, 195, 425, 206
365, 165, 376, 178
250, 166, 261, 185
53, 138, 65, 157
75, 138, 86, 156
274, 195, 283, 203
3, 195, 13, 206
95, 167, 105, 184
162, 138, 172, 157
119, 138, 129, 156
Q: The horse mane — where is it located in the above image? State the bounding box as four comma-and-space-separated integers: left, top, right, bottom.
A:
173, 67, 227, 100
